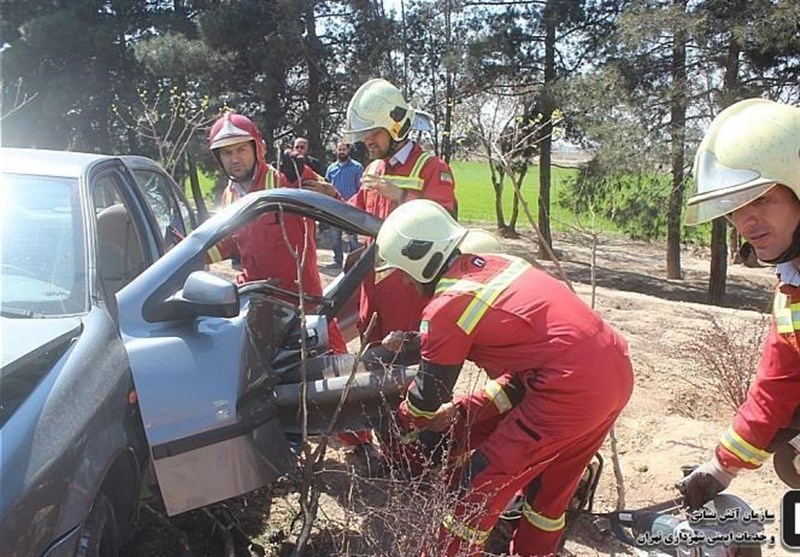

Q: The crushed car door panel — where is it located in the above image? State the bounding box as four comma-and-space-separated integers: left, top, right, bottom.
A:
119, 190, 416, 516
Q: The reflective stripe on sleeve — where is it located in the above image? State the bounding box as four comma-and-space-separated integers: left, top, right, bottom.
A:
405, 398, 439, 419
719, 427, 770, 466
484, 379, 513, 413
522, 502, 565, 532
382, 175, 425, 191
441, 513, 491, 546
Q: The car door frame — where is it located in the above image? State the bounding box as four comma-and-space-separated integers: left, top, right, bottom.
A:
115, 189, 405, 516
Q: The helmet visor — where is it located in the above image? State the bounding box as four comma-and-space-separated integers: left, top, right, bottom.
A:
210, 136, 254, 150
685, 182, 777, 225
341, 109, 381, 143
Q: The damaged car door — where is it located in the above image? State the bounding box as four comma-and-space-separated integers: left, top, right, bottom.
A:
119, 189, 415, 516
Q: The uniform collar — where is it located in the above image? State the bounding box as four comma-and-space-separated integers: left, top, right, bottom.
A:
389, 141, 415, 167
777, 261, 800, 287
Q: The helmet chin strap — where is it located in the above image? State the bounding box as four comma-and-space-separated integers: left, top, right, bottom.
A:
421, 250, 460, 298
754, 221, 800, 265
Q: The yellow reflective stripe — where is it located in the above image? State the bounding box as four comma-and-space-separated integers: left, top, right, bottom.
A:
776, 311, 794, 334
441, 513, 490, 545
773, 294, 800, 333
381, 152, 432, 191
405, 398, 438, 419
456, 257, 530, 334
266, 168, 276, 189
409, 151, 432, 178
720, 427, 770, 466
221, 187, 235, 207
522, 501, 565, 532
434, 277, 484, 297
207, 244, 223, 264
382, 174, 424, 191
484, 379, 513, 413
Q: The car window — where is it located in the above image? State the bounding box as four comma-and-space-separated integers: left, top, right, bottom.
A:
93, 173, 151, 294
1, 174, 88, 316
131, 169, 188, 250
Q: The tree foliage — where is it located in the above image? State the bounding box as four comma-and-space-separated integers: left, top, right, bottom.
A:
1, 0, 798, 303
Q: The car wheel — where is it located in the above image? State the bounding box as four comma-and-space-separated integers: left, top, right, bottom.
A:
74, 492, 119, 557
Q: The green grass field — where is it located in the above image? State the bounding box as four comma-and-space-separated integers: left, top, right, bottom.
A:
187, 160, 584, 228
450, 161, 579, 227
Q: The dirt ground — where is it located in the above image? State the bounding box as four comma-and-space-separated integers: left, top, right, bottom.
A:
122, 229, 796, 557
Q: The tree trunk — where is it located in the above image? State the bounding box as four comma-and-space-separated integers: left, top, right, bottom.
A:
537, 4, 556, 259
666, 0, 687, 280
302, 1, 324, 156
441, 0, 454, 163
707, 32, 742, 302
708, 218, 728, 305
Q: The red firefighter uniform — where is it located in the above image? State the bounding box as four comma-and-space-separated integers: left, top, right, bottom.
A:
348, 142, 456, 343
384, 372, 523, 478
207, 121, 346, 354
404, 254, 633, 557
715, 262, 800, 471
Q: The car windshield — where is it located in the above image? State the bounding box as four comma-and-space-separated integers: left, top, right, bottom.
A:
1, 174, 88, 316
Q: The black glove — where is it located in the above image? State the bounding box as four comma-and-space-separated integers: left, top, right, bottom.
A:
675, 456, 736, 509
279, 149, 305, 183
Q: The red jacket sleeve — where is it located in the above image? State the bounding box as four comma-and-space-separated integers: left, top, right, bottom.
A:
716, 312, 800, 470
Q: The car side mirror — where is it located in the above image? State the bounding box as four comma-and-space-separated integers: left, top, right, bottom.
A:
147, 271, 240, 321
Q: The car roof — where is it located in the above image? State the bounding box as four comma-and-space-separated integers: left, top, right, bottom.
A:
0, 147, 116, 179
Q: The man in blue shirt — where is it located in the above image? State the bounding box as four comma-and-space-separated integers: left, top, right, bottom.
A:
325, 142, 364, 267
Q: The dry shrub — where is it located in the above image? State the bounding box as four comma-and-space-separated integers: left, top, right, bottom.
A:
285, 406, 518, 557
678, 313, 769, 413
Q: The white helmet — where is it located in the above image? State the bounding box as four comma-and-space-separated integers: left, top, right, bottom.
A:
685, 99, 800, 225
341, 78, 416, 143
376, 200, 468, 283
459, 229, 504, 254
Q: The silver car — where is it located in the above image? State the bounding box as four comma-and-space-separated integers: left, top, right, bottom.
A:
1, 148, 411, 556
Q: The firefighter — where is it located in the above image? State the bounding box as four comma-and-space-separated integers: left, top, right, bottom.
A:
374, 199, 634, 556
371, 228, 514, 478
677, 99, 800, 507
336, 79, 458, 470
341, 78, 458, 345
206, 112, 347, 353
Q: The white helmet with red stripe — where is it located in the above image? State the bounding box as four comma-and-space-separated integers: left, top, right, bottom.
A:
208, 112, 260, 151
376, 199, 467, 283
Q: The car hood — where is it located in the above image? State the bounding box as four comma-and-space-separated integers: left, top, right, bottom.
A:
1, 316, 83, 374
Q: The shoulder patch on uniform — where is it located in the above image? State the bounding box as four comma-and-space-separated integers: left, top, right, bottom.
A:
420, 320, 429, 334
440, 171, 453, 183
471, 256, 486, 268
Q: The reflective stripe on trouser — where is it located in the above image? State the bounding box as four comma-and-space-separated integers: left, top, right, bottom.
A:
428, 451, 556, 557
510, 414, 617, 556
430, 344, 633, 557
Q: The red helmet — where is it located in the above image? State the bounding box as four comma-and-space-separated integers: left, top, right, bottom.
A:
208, 112, 263, 151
